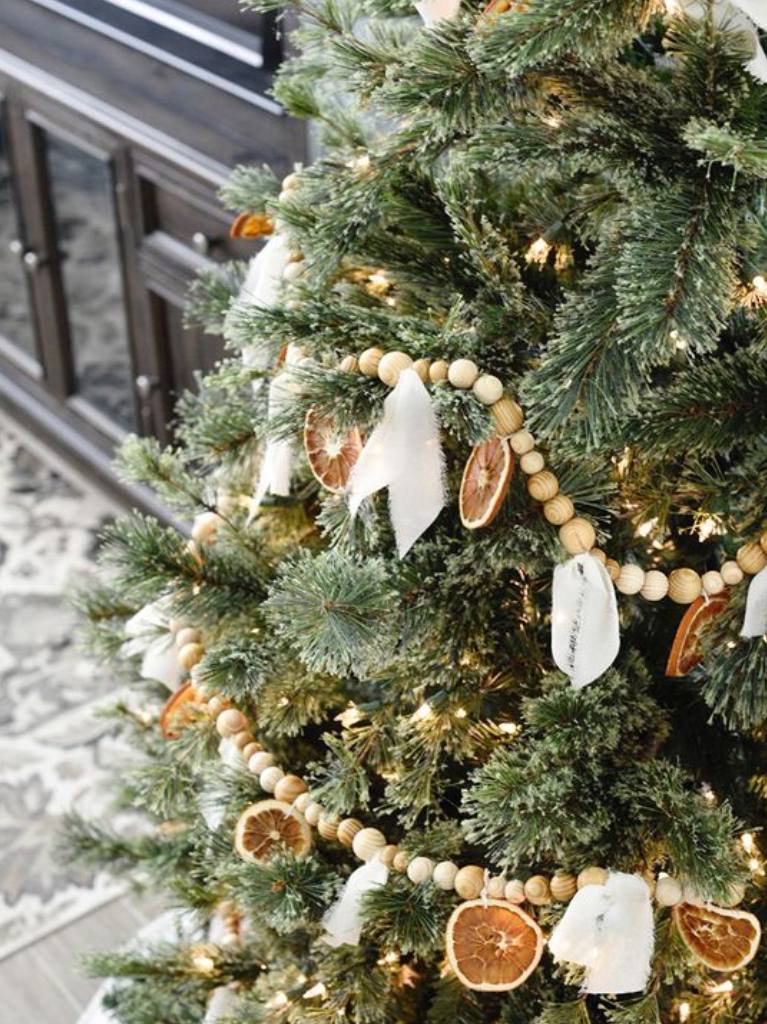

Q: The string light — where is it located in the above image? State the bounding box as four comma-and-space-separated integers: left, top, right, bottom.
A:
303, 982, 327, 999
670, 329, 688, 351
268, 991, 289, 1008
741, 832, 755, 854
635, 517, 658, 538
455, 707, 468, 719
752, 274, 767, 295
499, 721, 520, 735
278, 696, 290, 707
191, 951, 216, 975
678, 1001, 690, 1022
411, 701, 434, 723
709, 980, 734, 995
701, 784, 717, 804
336, 704, 363, 728
525, 236, 552, 265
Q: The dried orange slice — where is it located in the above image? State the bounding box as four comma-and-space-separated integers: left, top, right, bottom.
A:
159, 681, 203, 740
446, 899, 544, 991
234, 799, 312, 863
673, 902, 761, 972
230, 212, 274, 239
665, 593, 728, 677
483, 0, 525, 15
304, 408, 364, 494
459, 437, 514, 529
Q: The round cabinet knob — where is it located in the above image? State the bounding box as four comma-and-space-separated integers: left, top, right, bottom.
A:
22, 250, 43, 271
192, 231, 211, 256
8, 239, 24, 257
135, 374, 158, 401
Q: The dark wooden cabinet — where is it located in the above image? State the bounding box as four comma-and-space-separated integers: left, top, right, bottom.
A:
0, 0, 305, 512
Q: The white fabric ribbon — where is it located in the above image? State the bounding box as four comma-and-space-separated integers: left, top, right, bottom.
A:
414, 0, 461, 26
548, 872, 654, 995
741, 564, 767, 637
672, 1, 767, 81
322, 856, 389, 947
348, 368, 445, 557
551, 553, 620, 689
121, 597, 181, 691
204, 986, 239, 1022
224, 232, 292, 370
253, 343, 305, 509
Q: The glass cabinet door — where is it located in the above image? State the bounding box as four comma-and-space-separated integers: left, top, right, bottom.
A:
42, 129, 138, 433
0, 109, 38, 366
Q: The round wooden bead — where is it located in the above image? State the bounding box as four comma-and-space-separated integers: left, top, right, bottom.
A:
337, 818, 363, 847
392, 851, 411, 873
543, 494, 574, 525
701, 570, 725, 596
293, 791, 313, 814
668, 568, 702, 604
359, 347, 384, 377
207, 695, 225, 716
504, 879, 526, 904
339, 355, 358, 373
233, 731, 255, 751
737, 541, 767, 575
550, 874, 577, 902
433, 861, 459, 890
282, 171, 299, 191
259, 766, 284, 793
169, 617, 185, 635
524, 875, 550, 906
528, 471, 559, 503
616, 564, 645, 596
590, 548, 607, 564
318, 813, 339, 840
175, 626, 201, 649
605, 559, 621, 582
379, 844, 399, 867
274, 774, 308, 803
640, 570, 669, 601
520, 450, 545, 475
577, 866, 608, 889
178, 643, 205, 670
412, 358, 431, 383
191, 512, 219, 544
486, 875, 507, 899
216, 708, 247, 737
282, 260, 305, 282
761, 532, 767, 555
448, 358, 479, 389
454, 865, 485, 900
720, 881, 746, 908
654, 876, 683, 907
429, 360, 449, 383
490, 396, 524, 435
559, 518, 596, 555
248, 751, 275, 775
304, 802, 323, 827
473, 374, 504, 406
241, 741, 262, 762
509, 429, 535, 455
721, 560, 744, 586
407, 856, 435, 884
352, 827, 388, 862
378, 351, 413, 387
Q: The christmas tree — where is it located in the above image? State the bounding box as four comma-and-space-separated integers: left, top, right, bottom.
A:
66, 2, 767, 1022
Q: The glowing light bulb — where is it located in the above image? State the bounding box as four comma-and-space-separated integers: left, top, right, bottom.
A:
269, 991, 289, 1008
336, 704, 363, 728
709, 980, 734, 995
525, 236, 551, 265
752, 274, 767, 295
191, 953, 216, 974
411, 702, 433, 723
455, 707, 467, 719
749, 857, 761, 873
635, 517, 658, 538
499, 721, 519, 735
303, 983, 327, 999
678, 1002, 691, 1022
742, 832, 755, 854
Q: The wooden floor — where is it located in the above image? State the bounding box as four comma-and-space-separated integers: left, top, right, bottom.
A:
0, 893, 161, 1021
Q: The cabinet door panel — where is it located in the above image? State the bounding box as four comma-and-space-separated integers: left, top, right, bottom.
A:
42, 129, 138, 433
0, 104, 39, 368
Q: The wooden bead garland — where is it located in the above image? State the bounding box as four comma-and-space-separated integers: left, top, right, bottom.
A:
330, 342, 767, 605
433, 861, 459, 890
504, 879, 526, 904
178, 643, 205, 671
274, 774, 308, 803
524, 875, 551, 906
337, 818, 364, 847
318, 813, 340, 840
259, 766, 284, 793
216, 709, 247, 737
407, 857, 435, 884
655, 875, 683, 907
577, 866, 608, 889
454, 865, 486, 900
550, 873, 577, 902
352, 827, 387, 862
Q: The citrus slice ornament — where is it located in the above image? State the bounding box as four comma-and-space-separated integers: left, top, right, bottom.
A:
665, 593, 729, 677
673, 902, 761, 972
459, 437, 514, 529
234, 799, 312, 863
446, 899, 544, 991
159, 680, 203, 740
304, 408, 364, 494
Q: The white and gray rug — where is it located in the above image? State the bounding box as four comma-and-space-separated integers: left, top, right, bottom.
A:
0, 424, 127, 961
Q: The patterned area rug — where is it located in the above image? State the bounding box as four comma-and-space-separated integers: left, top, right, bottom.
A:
0, 424, 128, 960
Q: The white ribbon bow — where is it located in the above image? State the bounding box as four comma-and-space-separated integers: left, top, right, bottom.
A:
224, 232, 292, 370
551, 553, 620, 688
203, 986, 240, 1023
741, 564, 767, 638
121, 597, 181, 691
323, 855, 389, 947
348, 368, 445, 557
548, 872, 654, 995
671, 1, 767, 81
253, 343, 305, 509
414, 0, 461, 26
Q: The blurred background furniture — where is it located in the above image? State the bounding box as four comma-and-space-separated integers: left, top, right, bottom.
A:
0, 0, 305, 513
